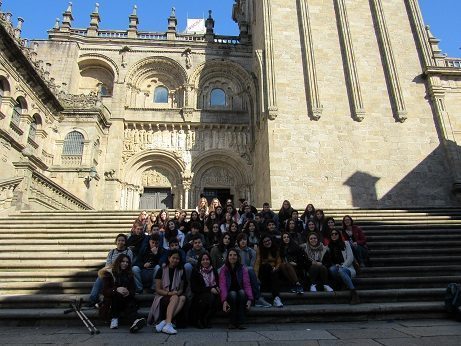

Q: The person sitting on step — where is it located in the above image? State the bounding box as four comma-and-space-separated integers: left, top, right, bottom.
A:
279, 232, 310, 294
87, 234, 133, 307
301, 232, 333, 292
99, 254, 146, 333
127, 222, 149, 294
341, 215, 369, 267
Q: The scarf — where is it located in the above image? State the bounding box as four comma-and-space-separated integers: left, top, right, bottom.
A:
199, 266, 216, 287
307, 242, 324, 262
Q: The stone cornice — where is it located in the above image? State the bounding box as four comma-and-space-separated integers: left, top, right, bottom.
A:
0, 22, 63, 114
424, 66, 461, 77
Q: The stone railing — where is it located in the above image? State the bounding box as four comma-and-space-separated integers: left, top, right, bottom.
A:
98, 30, 128, 39
445, 58, 461, 68
214, 35, 240, 44
61, 155, 82, 167
0, 177, 22, 212
29, 171, 93, 210
138, 32, 167, 40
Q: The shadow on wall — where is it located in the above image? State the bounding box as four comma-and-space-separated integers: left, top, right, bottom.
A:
344, 142, 460, 208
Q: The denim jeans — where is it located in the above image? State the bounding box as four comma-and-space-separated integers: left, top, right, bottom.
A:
329, 265, 355, 289
89, 277, 103, 303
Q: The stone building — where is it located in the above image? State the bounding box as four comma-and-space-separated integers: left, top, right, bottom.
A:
1, 1, 460, 212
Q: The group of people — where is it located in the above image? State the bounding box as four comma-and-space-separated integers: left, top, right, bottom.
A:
89, 198, 368, 333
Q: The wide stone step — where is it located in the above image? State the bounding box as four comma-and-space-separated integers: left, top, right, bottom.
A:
354, 275, 461, 288
360, 265, 461, 277
371, 255, 461, 266
368, 240, 461, 248
0, 260, 103, 269
369, 247, 461, 255
367, 234, 461, 241
0, 301, 448, 324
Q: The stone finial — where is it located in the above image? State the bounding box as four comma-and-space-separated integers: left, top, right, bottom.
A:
5, 12, 12, 23
425, 25, 445, 64
167, 6, 177, 40
54, 18, 60, 30
0, 1, 3, 10
88, 2, 101, 35
171, 7, 176, 17
128, 5, 139, 37
61, 2, 74, 31
205, 10, 215, 41
94, 3, 99, 14
16, 17, 24, 30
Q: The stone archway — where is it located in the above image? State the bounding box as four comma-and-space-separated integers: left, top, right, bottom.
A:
191, 150, 252, 208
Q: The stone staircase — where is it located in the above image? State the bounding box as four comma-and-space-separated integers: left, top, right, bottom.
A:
1, 208, 460, 324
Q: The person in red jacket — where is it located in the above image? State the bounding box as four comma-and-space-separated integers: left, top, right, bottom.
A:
341, 215, 369, 267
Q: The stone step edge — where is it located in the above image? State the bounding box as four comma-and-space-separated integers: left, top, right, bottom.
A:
0, 301, 446, 321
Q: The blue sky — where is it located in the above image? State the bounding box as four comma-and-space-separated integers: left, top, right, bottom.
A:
2, 0, 460, 57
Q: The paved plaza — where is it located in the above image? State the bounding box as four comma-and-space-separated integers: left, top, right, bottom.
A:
1, 319, 460, 345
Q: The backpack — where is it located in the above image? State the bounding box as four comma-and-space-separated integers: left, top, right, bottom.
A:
445, 283, 461, 319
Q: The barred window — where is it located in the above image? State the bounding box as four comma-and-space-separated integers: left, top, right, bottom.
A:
11, 103, 21, 126
62, 131, 84, 156
210, 88, 226, 107
154, 86, 168, 103
28, 117, 38, 141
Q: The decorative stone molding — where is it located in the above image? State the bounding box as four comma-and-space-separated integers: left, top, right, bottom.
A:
334, 0, 365, 122
57, 90, 102, 110
370, 0, 407, 123
0, 177, 22, 211
262, 0, 278, 120
297, 0, 323, 121
142, 168, 171, 187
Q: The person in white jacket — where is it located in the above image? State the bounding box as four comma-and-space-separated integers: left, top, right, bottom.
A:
327, 230, 360, 304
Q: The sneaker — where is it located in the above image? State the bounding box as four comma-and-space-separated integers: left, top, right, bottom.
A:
110, 318, 118, 329
130, 318, 146, 333
296, 284, 304, 294
255, 297, 272, 308
310, 284, 317, 292
155, 320, 166, 333
290, 286, 298, 293
324, 285, 334, 292
162, 323, 177, 335
273, 296, 283, 308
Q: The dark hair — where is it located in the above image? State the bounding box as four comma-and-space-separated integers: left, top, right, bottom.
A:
112, 254, 133, 278
342, 215, 354, 229
259, 235, 279, 259
192, 235, 203, 242
150, 233, 161, 242
115, 233, 128, 243
168, 238, 179, 245
263, 202, 270, 207
236, 232, 247, 244
190, 222, 201, 231
326, 217, 335, 227
167, 249, 183, 268
280, 231, 298, 255
197, 252, 212, 269
218, 233, 232, 252
225, 248, 242, 268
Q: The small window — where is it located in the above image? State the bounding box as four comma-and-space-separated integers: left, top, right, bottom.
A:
154, 86, 168, 103
99, 84, 110, 96
28, 117, 38, 142
63, 131, 84, 156
210, 88, 226, 107
11, 103, 21, 126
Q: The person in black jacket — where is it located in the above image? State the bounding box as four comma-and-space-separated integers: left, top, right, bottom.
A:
190, 252, 220, 328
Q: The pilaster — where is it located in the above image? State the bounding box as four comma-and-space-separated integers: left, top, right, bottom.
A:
262, 0, 278, 120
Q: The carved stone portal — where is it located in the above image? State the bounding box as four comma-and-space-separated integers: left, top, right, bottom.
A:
142, 169, 171, 187
201, 167, 234, 187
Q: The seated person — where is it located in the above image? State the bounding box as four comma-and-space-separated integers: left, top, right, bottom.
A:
127, 224, 149, 293
183, 222, 206, 252
279, 232, 309, 294
88, 234, 133, 307
184, 236, 207, 282
341, 215, 368, 267
99, 254, 146, 333
132, 234, 165, 292
301, 232, 333, 292
147, 250, 186, 335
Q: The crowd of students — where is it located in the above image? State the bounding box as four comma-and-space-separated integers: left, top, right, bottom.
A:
89, 198, 368, 333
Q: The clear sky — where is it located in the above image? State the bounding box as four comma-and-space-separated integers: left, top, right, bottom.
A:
2, 0, 460, 57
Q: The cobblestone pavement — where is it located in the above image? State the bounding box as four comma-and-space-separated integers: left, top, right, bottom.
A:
0, 319, 460, 345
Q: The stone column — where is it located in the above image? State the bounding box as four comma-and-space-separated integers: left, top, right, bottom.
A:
370, 0, 407, 122
262, 0, 278, 120
12, 158, 37, 210
334, 0, 365, 122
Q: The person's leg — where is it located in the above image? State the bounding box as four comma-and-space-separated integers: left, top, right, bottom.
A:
184, 263, 193, 281
236, 289, 247, 326
110, 294, 124, 318
152, 265, 160, 290
279, 263, 299, 285
131, 266, 143, 292
89, 277, 102, 304
165, 295, 179, 323
258, 263, 272, 294
227, 290, 238, 326
270, 268, 281, 298
141, 268, 154, 290
173, 295, 186, 317
338, 267, 355, 289
353, 245, 368, 266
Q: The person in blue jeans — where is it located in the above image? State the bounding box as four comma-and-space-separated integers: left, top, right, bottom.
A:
327, 230, 360, 304
88, 234, 133, 307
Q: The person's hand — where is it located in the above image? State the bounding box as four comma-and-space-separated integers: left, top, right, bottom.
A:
353, 242, 358, 247
151, 246, 158, 254
170, 291, 178, 296
144, 262, 152, 268
211, 287, 219, 295
116, 287, 129, 296
272, 266, 277, 272
246, 300, 251, 310
289, 261, 297, 266
223, 301, 230, 312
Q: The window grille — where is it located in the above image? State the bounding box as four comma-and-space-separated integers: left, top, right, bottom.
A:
62, 131, 84, 155
154, 86, 168, 103
11, 104, 21, 125
28, 118, 37, 141
210, 88, 226, 107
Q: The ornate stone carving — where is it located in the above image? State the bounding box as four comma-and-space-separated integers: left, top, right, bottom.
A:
142, 169, 171, 187
104, 169, 116, 180
182, 48, 192, 69
56, 90, 102, 109
201, 167, 234, 186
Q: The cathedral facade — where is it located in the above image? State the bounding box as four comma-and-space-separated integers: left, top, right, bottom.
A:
1, 1, 461, 211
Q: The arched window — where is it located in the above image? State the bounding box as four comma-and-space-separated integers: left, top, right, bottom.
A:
11, 103, 21, 126
28, 117, 38, 142
99, 84, 110, 96
62, 131, 84, 156
0, 83, 4, 104
210, 88, 226, 107
154, 86, 168, 103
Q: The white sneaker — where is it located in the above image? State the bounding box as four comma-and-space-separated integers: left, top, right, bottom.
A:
162, 323, 177, 335
110, 318, 118, 329
155, 320, 166, 333
273, 296, 283, 308
310, 284, 317, 292
255, 297, 272, 308
324, 285, 334, 292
